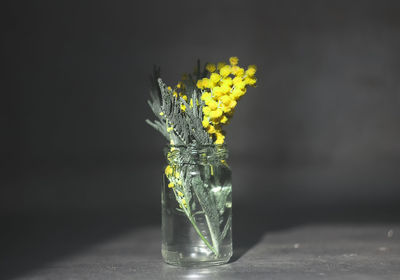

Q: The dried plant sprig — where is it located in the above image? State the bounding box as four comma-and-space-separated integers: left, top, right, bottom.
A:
146, 65, 212, 145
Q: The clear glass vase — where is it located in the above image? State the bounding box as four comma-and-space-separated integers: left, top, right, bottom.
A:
161, 144, 232, 267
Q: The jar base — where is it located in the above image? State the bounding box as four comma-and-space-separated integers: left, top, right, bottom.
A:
162, 246, 232, 268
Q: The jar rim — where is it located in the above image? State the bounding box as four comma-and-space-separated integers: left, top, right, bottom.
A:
165, 143, 227, 149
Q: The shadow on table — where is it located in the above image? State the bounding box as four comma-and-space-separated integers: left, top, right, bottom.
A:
0, 210, 159, 280
230, 202, 400, 263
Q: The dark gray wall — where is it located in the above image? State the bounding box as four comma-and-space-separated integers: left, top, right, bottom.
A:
2, 0, 400, 216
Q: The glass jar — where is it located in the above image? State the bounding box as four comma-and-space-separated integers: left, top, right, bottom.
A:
161, 144, 232, 267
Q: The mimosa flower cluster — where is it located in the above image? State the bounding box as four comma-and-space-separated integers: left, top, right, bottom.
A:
146, 56, 258, 147
196, 57, 257, 144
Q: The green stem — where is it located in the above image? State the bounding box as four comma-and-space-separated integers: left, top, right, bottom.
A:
187, 214, 218, 256
204, 213, 220, 256
173, 189, 218, 256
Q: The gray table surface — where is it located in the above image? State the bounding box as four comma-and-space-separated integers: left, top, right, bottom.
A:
10, 224, 400, 280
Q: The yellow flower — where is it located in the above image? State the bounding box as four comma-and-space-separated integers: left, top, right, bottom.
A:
177, 191, 184, 197
229, 56, 239, 66
235, 81, 246, 90
244, 77, 257, 86
246, 65, 257, 77
173, 91, 178, 98
220, 65, 231, 78
159, 112, 164, 116
175, 171, 180, 178
202, 118, 209, 128
220, 115, 229, 124
181, 104, 186, 112
205, 63, 216, 72
231, 88, 244, 100
167, 86, 172, 91
177, 82, 182, 89
165, 165, 173, 176
235, 67, 245, 77
220, 95, 233, 106
232, 76, 243, 85
210, 73, 221, 83
168, 182, 175, 188
208, 100, 218, 111
201, 91, 211, 101
167, 127, 173, 132
212, 87, 223, 98
202, 78, 211, 88
203, 106, 211, 116
220, 77, 233, 87
181, 198, 187, 206
196, 79, 203, 89
215, 132, 225, 144
209, 108, 223, 120
207, 125, 216, 134
217, 62, 226, 70
220, 84, 231, 94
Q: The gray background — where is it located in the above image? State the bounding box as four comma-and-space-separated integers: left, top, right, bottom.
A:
1, 0, 400, 278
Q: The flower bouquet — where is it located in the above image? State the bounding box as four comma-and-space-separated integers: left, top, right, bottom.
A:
146, 57, 257, 267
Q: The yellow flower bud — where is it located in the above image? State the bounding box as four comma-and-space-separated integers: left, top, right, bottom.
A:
220, 65, 231, 78
196, 79, 203, 89
231, 88, 244, 100
205, 63, 216, 72
210, 73, 221, 83
220, 77, 233, 87
201, 91, 211, 101
181, 104, 186, 112
208, 100, 218, 111
245, 77, 257, 86
246, 65, 257, 77
235, 67, 245, 77
203, 106, 211, 116
165, 165, 173, 176
229, 56, 239, 66
177, 191, 184, 197
207, 125, 216, 134
220, 84, 231, 94
202, 118, 209, 128
168, 182, 175, 188
232, 76, 243, 85
202, 78, 211, 88
235, 81, 246, 90
220, 115, 229, 124
220, 95, 232, 106
209, 108, 223, 120
229, 99, 237, 109
217, 62, 226, 70
215, 132, 225, 145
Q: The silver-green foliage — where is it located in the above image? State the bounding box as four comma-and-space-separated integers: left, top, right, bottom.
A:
146, 66, 212, 145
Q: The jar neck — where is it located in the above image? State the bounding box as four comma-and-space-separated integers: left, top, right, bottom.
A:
164, 144, 228, 165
